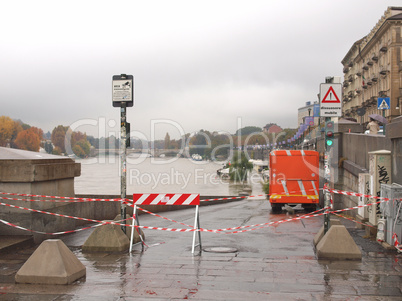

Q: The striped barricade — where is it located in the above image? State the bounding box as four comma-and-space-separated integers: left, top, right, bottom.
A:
130, 193, 201, 253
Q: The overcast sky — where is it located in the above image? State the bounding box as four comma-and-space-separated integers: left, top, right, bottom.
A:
1, 1, 401, 140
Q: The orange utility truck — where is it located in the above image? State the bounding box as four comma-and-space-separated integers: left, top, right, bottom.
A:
269, 150, 319, 212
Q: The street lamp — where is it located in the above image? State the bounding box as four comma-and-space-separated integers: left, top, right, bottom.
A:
307, 108, 312, 144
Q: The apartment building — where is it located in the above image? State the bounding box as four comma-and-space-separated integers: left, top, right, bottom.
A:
341, 7, 402, 123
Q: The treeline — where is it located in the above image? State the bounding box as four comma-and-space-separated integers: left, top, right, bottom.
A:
0, 115, 296, 160
0, 116, 44, 151
183, 127, 297, 159
0, 116, 91, 158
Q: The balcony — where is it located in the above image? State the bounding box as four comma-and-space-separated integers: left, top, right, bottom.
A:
363, 65, 369, 71
380, 45, 388, 52
356, 71, 362, 76
343, 67, 350, 73
351, 106, 359, 113
348, 75, 354, 82
371, 74, 378, 82
363, 99, 370, 107
355, 89, 362, 95
363, 85, 368, 90
348, 62, 353, 67
379, 66, 388, 75
367, 61, 373, 66
372, 54, 379, 62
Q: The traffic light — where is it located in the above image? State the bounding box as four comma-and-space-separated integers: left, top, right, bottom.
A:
325, 120, 334, 148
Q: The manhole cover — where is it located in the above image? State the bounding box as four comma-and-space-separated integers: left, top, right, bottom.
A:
203, 247, 238, 253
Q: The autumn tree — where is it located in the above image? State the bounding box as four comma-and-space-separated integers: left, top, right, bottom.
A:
73, 132, 91, 158
29, 127, 44, 142
51, 125, 69, 153
50, 126, 91, 158
14, 127, 42, 152
72, 144, 85, 158
0, 116, 23, 147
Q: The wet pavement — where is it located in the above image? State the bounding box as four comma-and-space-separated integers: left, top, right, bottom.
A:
0, 197, 401, 300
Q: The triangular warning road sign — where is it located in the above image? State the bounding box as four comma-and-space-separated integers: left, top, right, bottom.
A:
322, 86, 341, 103
379, 99, 389, 109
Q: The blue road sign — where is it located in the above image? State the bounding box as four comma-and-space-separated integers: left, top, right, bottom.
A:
313, 104, 320, 117
377, 97, 390, 110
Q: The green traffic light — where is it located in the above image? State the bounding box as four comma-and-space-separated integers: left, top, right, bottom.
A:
326, 140, 333, 146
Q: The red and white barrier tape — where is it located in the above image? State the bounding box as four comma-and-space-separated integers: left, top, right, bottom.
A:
323, 184, 402, 202
1, 187, 322, 204
137, 207, 194, 228
392, 233, 402, 252
0, 218, 107, 235
0, 191, 125, 202
325, 184, 402, 252
1, 186, 401, 251
134, 204, 328, 234
0, 194, 392, 234
0, 201, 135, 228
331, 212, 375, 229
331, 212, 402, 252
0, 195, 125, 204
0, 199, 327, 234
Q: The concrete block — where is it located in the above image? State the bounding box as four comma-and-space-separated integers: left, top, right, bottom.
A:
82, 221, 130, 252
114, 215, 145, 244
313, 218, 341, 246
15, 239, 86, 284
316, 225, 362, 260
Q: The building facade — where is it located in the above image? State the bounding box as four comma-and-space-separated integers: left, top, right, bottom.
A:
341, 7, 402, 123
297, 101, 318, 127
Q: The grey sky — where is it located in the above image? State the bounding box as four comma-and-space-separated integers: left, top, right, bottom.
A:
1, 1, 400, 140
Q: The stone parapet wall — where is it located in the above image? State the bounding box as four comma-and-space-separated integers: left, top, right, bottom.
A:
0, 147, 81, 242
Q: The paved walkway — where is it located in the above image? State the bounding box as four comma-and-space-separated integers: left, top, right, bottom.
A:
0, 198, 401, 300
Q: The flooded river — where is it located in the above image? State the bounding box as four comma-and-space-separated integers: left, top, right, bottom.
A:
74, 155, 264, 196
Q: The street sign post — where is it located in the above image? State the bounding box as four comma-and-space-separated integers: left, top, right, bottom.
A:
112, 74, 134, 233
377, 97, 390, 110
320, 81, 342, 234
377, 97, 390, 135
320, 83, 342, 117
113, 74, 134, 107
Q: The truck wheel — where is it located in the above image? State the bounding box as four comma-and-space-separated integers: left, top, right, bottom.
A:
271, 204, 282, 213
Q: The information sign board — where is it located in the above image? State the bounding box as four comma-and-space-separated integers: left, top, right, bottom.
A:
112, 74, 134, 107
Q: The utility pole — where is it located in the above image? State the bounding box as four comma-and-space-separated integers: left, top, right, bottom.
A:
112, 74, 134, 234
320, 77, 342, 235
323, 117, 334, 234
120, 102, 127, 233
